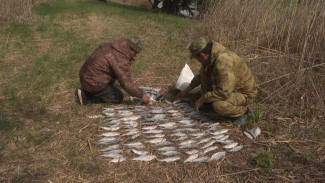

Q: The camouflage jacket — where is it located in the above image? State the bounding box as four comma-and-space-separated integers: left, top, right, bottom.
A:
189, 42, 258, 103
79, 39, 143, 98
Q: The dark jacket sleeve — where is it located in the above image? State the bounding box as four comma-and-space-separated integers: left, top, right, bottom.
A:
106, 53, 143, 98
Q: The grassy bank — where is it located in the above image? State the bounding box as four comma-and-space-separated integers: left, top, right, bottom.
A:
0, 0, 324, 182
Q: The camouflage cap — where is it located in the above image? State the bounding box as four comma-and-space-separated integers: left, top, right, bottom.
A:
127, 36, 142, 53
188, 37, 207, 59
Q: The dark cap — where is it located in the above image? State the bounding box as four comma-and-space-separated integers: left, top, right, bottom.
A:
188, 37, 207, 59
127, 36, 142, 53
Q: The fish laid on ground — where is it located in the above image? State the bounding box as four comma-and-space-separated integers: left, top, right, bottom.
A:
185, 149, 199, 155
96, 138, 122, 145
121, 115, 141, 121
157, 146, 176, 151
176, 136, 189, 141
131, 149, 149, 155
122, 130, 140, 136
244, 131, 253, 139
99, 144, 120, 152
201, 140, 217, 149
142, 126, 157, 130
155, 141, 174, 147
211, 129, 229, 136
102, 108, 115, 113
202, 146, 218, 154
108, 156, 126, 164
179, 140, 196, 146
218, 135, 229, 141
131, 155, 156, 162
148, 134, 165, 138
223, 142, 238, 149
107, 120, 121, 125
170, 132, 187, 137
143, 129, 164, 134
99, 132, 120, 137
190, 132, 205, 137
98, 125, 120, 131
178, 120, 194, 125
130, 133, 141, 140
124, 142, 145, 149
150, 109, 165, 114
198, 138, 212, 144
216, 140, 234, 145
158, 156, 180, 162
208, 151, 226, 162
160, 151, 180, 156
180, 144, 198, 149
146, 138, 166, 144
163, 125, 178, 130
211, 134, 225, 140
103, 113, 116, 117
101, 153, 121, 158
228, 145, 243, 152
167, 110, 179, 113
184, 154, 199, 163
159, 122, 176, 128
192, 157, 209, 163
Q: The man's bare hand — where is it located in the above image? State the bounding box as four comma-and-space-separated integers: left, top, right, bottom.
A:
142, 95, 150, 104
195, 96, 204, 112
177, 90, 187, 99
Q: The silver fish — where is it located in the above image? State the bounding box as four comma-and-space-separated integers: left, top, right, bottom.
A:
108, 156, 126, 164
194, 134, 208, 140
107, 120, 121, 125
183, 128, 199, 132
102, 108, 115, 113
208, 123, 220, 128
99, 126, 120, 131
104, 113, 116, 117
244, 131, 253, 139
190, 132, 205, 137
208, 151, 226, 162
178, 120, 194, 125
185, 149, 199, 155
172, 129, 187, 133
121, 115, 141, 121
180, 140, 196, 146
170, 132, 187, 137
98, 137, 116, 142
183, 123, 196, 128
159, 122, 176, 128
180, 144, 198, 149
148, 134, 165, 138
150, 109, 165, 114
99, 144, 120, 152
146, 138, 166, 144
211, 129, 229, 136
130, 133, 141, 140
144, 129, 163, 134
107, 149, 122, 154
223, 142, 238, 149
184, 154, 199, 163
142, 126, 157, 130
201, 140, 216, 149
158, 156, 180, 162
198, 138, 212, 144
228, 145, 243, 152
155, 141, 174, 147
157, 146, 176, 151
167, 110, 179, 113
124, 142, 145, 149
192, 157, 209, 163
163, 125, 178, 130
211, 134, 225, 140
202, 146, 218, 154
217, 139, 234, 145
218, 135, 229, 141
97, 138, 122, 145
131, 155, 156, 162
160, 151, 180, 156
99, 132, 120, 137
131, 149, 149, 155
175, 136, 189, 141
122, 130, 140, 136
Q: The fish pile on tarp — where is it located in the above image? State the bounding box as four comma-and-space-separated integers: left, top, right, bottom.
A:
94, 87, 244, 164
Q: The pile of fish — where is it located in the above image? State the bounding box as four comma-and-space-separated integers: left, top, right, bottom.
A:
96, 96, 244, 165
129, 86, 172, 105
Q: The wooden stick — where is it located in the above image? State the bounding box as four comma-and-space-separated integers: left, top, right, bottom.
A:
216, 168, 259, 178
88, 139, 93, 155
79, 123, 90, 134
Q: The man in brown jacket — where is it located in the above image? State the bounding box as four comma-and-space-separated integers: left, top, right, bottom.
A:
78, 36, 150, 105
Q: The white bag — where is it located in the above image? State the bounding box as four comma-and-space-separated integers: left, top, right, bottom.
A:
175, 64, 201, 94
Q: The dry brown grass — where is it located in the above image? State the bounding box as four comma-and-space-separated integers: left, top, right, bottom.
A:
0, 0, 55, 22
108, 0, 152, 9
203, 0, 325, 117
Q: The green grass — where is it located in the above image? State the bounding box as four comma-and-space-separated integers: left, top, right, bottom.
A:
253, 150, 275, 169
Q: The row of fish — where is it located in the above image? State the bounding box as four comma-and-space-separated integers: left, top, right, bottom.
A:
95, 94, 244, 164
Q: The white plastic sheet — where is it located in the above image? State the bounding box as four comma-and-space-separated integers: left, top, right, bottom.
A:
175, 64, 201, 94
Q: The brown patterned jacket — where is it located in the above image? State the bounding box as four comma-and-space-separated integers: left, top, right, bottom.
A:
79, 39, 143, 98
